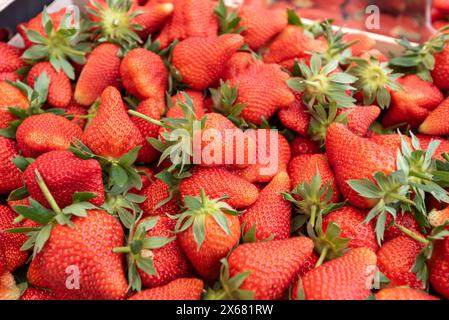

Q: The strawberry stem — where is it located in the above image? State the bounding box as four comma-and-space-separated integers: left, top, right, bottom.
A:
113, 246, 132, 253
34, 169, 62, 214
395, 224, 429, 245
310, 205, 317, 228
315, 246, 328, 268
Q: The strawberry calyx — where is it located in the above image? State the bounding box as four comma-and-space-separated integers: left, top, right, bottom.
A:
307, 102, 348, 145
321, 22, 357, 64
22, 8, 89, 80
113, 215, 175, 292
214, 0, 245, 35
173, 189, 240, 251
6, 169, 98, 257
241, 223, 275, 244
348, 56, 403, 109
286, 54, 357, 109
287, 9, 330, 39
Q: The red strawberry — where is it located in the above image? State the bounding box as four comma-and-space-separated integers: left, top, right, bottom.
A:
0, 272, 20, 300
431, 43, 449, 90
75, 43, 121, 106
384, 212, 421, 242
0, 42, 24, 75
297, 253, 319, 277
223, 237, 314, 300
82, 86, 144, 159
23, 150, 105, 209
419, 97, 449, 135
28, 209, 128, 300
16, 114, 83, 158
0, 137, 23, 195
168, 90, 205, 119
342, 33, 375, 56
300, 248, 377, 300
367, 133, 410, 153
129, 166, 154, 194
20, 287, 56, 300
429, 236, 449, 298
382, 75, 444, 129
27, 62, 71, 108
322, 206, 379, 252
290, 136, 320, 157
0, 243, 6, 275
120, 48, 168, 100
64, 99, 88, 129
176, 191, 241, 280
288, 154, 340, 203
416, 134, 449, 160
241, 171, 292, 241
230, 61, 295, 125
377, 235, 426, 290
238, 5, 287, 51
376, 287, 440, 300
278, 92, 310, 136
133, 2, 174, 38
326, 123, 396, 209
128, 278, 204, 300
338, 106, 381, 136
139, 178, 180, 216
221, 51, 256, 80
172, 34, 244, 90
180, 166, 259, 209
0, 81, 29, 130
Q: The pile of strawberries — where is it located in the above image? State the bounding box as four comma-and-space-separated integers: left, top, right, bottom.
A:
1, 0, 449, 301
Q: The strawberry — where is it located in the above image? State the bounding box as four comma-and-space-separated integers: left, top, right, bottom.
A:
375, 287, 440, 300
74, 43, 121, 106
120, 48, 168, 100
384, 213, 421, 242
338, 106, 381, 136
416, 134, 449, 160
0, 43, 24, 75
23, 150, 105, 209
428, 206, 449, 227
128, 278, 204, 300
139, 178, 180, 216
0, 81, 29, 130
0, 137, 23, 194
133, 2, 174, 38
64, 99, 88, 129
278, 92, 310, 137
342, 33, 375, 56
175, 190, 241, 280
20, 287, 56, 300
288, 154, 340, 203
431, 43, 449, 90
0, 272, 20, 300
237, 5, 287, 51
382, 75, 444, 129
221, 51, 256, 80
297, 253, 319, 277
322, 206, 379, 252
82, 86, 145, 159
0, 205, 29, 272
377, 235, 426, 290
168, 90, 205, 119
172, 34, 244, 90
429, 236, 449, 298
419, 97, 449, 135
241, 171, 292, 242
208, 237, 313, 300
290, 136, 320, 157
229, 61, 295, 125
180, 166, 259, 209
326, 123, 396, 209
28, 209, 128, 300
0, 243, 5, 275
434, 0, 449, 14
368, 133, 410, 153
27, 62, 71, 108
300, 248, 377, 300
157, 0, 218, 48
16, 114, 83, 158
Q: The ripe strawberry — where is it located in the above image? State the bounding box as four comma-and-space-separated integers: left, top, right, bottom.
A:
23, 150, 105, 209
64, 99, 88, 129
375, 287, 440, 300
16, 114, 83, 158
133, 2, 174, 38
434, 0, 449, 14
382, 75, 444, 129
367, 133, 410, 153
75, 43, 121, 106
0, 272, 20, 300
290, 136, 320, 157
172, 34, 244, 90
120, 48, 168, 100
0, 43, 24, 75
139, 178, 180, 216
0, 81, 29, 130
168, 90, 205, 119
175, 190, 241, 280
0, 243, 6, 275
288, 154, 340, 203
220, 237, 314, 300
431, 43, 449, 90
157, 0, 218, 48
384, 212, 420, 242
0, 137, 23, 194
128, 278, 204, 300
263, 25, 326, 71
300, 248, 377, 300
416, 134, 449, 161
28, 209, 128, 300
0, 205, 29, 272
230, 61, 295, 125
27, 62, 71, 108
278, 92, 310, 136
342, 33, 375, 56
82, 86, 144, 159
419, 97, 449, 135
20, 287, 56, 300
234, 129, 291, 183
377, 235, 426, 290
429, 236, 449, 298
326, 123, 396, 209
237, 5, 287, 51
297, 253, 319, 277
322, 206, 378, 252
221, 51, 256, 80
130, 98, 162, 163
180, 166, 259, 209
129, 166, 154, 194
241, 171, 291, 241
338, 106, 381, 136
